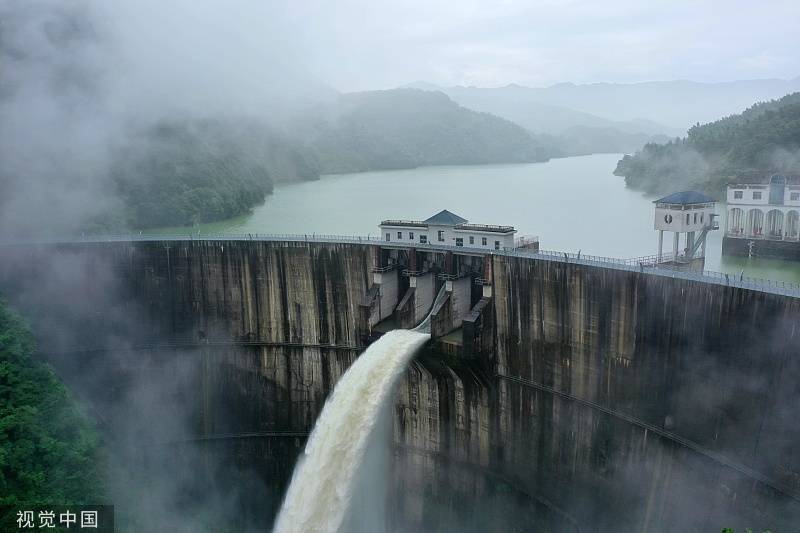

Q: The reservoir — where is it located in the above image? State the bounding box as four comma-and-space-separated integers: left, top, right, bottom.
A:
166, 153, 800, 283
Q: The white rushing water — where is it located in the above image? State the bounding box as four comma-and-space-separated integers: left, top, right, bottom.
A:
272, 329, 430, 533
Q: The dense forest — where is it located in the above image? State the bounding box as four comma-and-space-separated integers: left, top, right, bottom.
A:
0, 299, 104, 529
614, 92, 800, 195
112, 121, 275, 228
106, 89, 553, 229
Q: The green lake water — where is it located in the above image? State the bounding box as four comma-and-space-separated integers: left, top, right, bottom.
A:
155, 153, 800, 284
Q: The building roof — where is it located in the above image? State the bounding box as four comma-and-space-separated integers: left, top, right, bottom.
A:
423, 210, 468, 225
653, 191, 716, 205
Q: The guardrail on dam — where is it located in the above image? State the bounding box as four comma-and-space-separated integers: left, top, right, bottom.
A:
1, 235, 799, 531
7, 232, 800, 296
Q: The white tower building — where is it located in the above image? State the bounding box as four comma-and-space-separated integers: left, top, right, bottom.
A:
653, 191, 718, 264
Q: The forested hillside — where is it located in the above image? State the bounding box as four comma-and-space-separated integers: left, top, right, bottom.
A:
107, 89, 554, 229
614, 92, 800, 195
0, 299, 103, 530
111, 121, 276, 228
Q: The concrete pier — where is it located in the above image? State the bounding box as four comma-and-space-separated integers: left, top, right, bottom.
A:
394, 272, 436, 329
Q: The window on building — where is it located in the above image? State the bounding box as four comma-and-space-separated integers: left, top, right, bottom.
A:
397, 231, 402, 239
694, 213, 698, 224
701, 213, 704, 223
792, 192, 800, 201
437, 230, 445, 242
686, 213, 690, 224
385, 233, 390, 241
481, 237, 487, 246
753, 191, 762, 200
494, 241, 500, 250
409, 232, 414, 240
469, 236, 474, 245
734, 190, 743, 199
455, 238, 464, 247
419, 235, 427, 244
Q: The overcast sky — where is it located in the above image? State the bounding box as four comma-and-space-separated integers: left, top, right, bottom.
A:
285, 0, 800, 91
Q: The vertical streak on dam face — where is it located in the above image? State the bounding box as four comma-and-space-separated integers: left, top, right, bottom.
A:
273, 329, 430, 533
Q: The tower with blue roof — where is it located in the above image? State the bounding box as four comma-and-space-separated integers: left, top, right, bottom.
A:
653, 191, 718, 266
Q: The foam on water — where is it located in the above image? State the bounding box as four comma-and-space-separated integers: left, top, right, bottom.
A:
272, 329, 430, 533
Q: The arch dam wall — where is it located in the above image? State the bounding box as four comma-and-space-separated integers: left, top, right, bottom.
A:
1, 239, 799, 532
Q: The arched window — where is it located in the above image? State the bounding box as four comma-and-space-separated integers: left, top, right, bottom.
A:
746, 209, 764, 237
766, 210, 784, 238
727, 208, 744, 234
786, 211, 799, 240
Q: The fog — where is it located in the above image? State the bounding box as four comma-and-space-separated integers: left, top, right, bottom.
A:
2, 0, 799, 235
2, 2, 800, 532
0, 0, 330, 235
293, 0, 800, 91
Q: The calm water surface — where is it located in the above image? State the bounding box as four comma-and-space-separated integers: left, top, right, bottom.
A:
163, 154, 800, 283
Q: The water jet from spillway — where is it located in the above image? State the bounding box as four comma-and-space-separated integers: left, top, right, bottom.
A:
272, 328, 430, 533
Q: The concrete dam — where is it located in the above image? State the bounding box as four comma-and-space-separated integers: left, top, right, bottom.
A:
2, 237, 800, 532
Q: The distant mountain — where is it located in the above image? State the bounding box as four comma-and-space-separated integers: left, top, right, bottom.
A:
614, 92, 800, 196
299, 88, 554, 173
418, 83, 673, 135
406, 82, 677, 155
439, 78, 800, 130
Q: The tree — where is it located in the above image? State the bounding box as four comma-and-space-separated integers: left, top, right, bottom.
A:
0, 299, 104, 530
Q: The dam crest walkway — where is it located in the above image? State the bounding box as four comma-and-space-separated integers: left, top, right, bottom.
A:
4, 232, 800, 298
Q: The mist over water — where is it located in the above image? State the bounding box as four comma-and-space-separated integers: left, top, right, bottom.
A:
273, 330, 430, 533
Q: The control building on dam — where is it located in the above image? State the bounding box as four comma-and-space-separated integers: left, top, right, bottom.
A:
2, 235, 800, 531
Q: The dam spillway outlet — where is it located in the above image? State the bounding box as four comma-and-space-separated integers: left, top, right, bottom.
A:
274, 330, 430, 533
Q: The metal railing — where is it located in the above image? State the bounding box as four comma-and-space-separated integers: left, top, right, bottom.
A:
527, 248, 800, 297
454, 223, 515, 233
726, 231, 800, 242
4, 232, 800, 297
514, 235, 540, 247
378, 220, 427, 228
624, 252, 678, 265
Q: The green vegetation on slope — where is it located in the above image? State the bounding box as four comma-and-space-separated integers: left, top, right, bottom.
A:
112, 120, 278, 228
614, 92, 800, 195
306, 89, 552, 173
0, 299, 103, 528
109, 89, 554, 230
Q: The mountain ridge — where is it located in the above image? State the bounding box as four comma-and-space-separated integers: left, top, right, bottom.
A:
406, 77, 800, 130
614, 91, 800, 196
